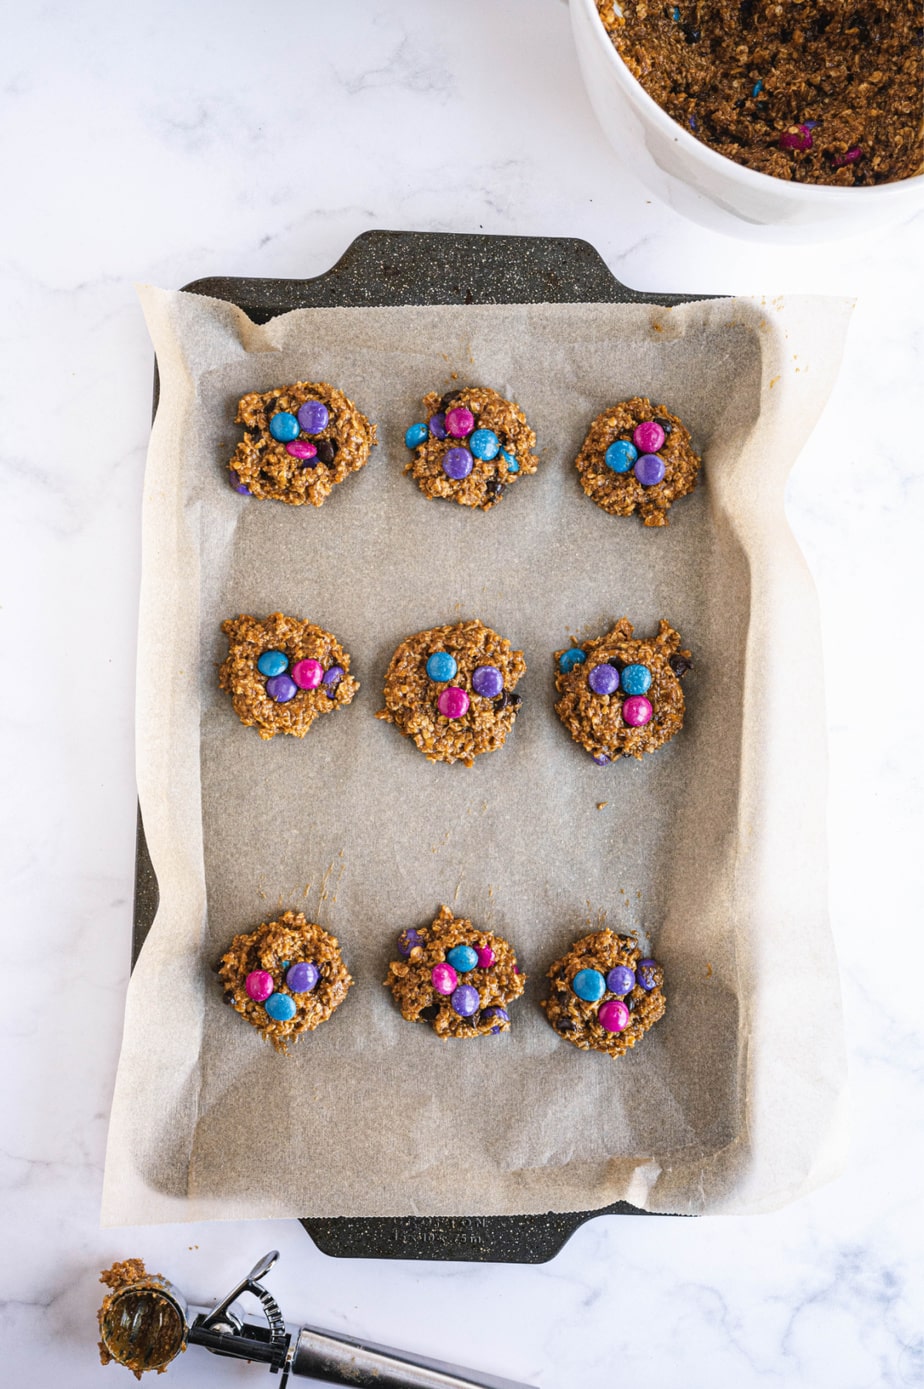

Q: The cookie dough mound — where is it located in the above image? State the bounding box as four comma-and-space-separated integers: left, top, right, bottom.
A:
384, 905, 525, 1039
218, 910, 352, 1054
403, 385, 538, 510
541, 930, 665, 1057
554, 617, 691, 764
219, 612, 359, 740
376, 619, 526, 766
229, 380, 376, 506
575, 397, 700, 527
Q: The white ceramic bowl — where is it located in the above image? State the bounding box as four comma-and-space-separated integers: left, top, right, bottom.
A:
571, 0, 924, 242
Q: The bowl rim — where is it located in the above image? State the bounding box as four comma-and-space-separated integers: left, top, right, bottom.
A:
574, 0, 924, 202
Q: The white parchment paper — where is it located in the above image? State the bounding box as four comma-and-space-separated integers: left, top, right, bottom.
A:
103, 286, 850, 1225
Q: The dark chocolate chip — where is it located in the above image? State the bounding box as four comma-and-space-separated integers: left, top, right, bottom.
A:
439, 391, 460, 412
555, 1017, 576, 1034
683, 24, 700, 42
608, 657, 625, 673
222, 991, 235, 1006
654, 417, 673, 435
554, 990, 572, 1007
485, 479, 505, 499
418, 1003, 441, 1022
493, 691, 509, 713
315, 439, 337, 464
669, 653, 693, 678
508, 691, 522, 709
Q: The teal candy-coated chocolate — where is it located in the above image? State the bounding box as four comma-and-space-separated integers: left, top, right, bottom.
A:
257, 650, 289, 677
572, 968, 606, 1002
264, 992, 296, 1021
500, 449, 520, 474
269, 411, 300, 442
426, 650, 458, 682
470, 428, 500, 461
605, 439, 637, 473
620, 663, 652, 696
559, 648, 586, 673
405, 421, 428, 448
446, 944, 479, 974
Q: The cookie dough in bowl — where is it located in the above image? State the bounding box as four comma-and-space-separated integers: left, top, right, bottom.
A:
377, 619, 526, 765
384, 905, 526, 1039
219, 612, 359, 740
403, 385, 538, 510
541, 930, 665, 1057
228, 379, 376, 505
575, 397, 700, 527
217, 911, 353, 1054
554, 617, 692, 764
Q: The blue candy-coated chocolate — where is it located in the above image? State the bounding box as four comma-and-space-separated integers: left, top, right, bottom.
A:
446, 944, 479, 974
469, 428, 500, 461
264, 992, 297, 1021
286, 962, 319, 993
398, 928, 424, 958
606, 965, 636, 996
269, 412, 300, 442
265, 673, 297, 702
634, 453, 667, 487
637, 959, 660, 991
559, 647, 586, 673
588, 663, 620, 696
429, 413, 447, 440
572, 968, 606, 1002
443, 446, 473, 480
605, 439, 638, 473
405, 422, 429, 449
297, 400, 329, 434
451, 984, 480, 1017
500, 449, 520, 474
752, 79, 763, 96
426, 651, 458, 682
258, 650, 289, 678
620, 663, 652, 696
471, 665, 503, 699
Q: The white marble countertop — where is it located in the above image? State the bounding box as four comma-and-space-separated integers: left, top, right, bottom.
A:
3, 2, 923, 1386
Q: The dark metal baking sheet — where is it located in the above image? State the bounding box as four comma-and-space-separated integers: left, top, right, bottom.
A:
134, 229, 707, 1261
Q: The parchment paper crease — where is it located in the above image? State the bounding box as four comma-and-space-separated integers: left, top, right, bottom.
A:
103, 286, 850, 1225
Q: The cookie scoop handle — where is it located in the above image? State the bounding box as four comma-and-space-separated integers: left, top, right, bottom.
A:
291, 1323, 532, 1388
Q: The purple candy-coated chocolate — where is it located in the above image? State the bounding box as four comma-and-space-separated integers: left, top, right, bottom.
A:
429, 412, 447, 440
291, 659, 323, 690
445, 406, 475, 438
265, 673, 298, 703
634, 453, 667, 487
637, 958, 660, 991
322, 665, 344, 685
438, 686, 470, 719
285, 440, 317, 460
296, 400, 329, 434
483, 1006, 509, 1033
622, 694, 653, 727
593, 753, 611, 766
229, 468, 250, 494
286, 961, 319, 993
606, 965, 636, 996
451, 984, 480, 1017
588, 663, 620, 696
245, 970, 274, 1003
471, 665, 504, 698
633, 420, 665, 454
598, 999, 630, 1033
442, 446, 473, 480
431, 962, 458, 995
398, 928, 424, 958
476, 945, 495, 969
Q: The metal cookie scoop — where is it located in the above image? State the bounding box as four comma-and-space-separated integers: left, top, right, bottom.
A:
98, 1249, 533, 1388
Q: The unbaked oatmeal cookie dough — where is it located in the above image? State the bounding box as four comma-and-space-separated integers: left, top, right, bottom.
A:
575, 397, 700, 527
403, 385, 538, 510
217, 911, 352, 1054
228, 380, 376, 505
541, 931, 666, 1057
219, 612, 359, 740
595, 1, 923, 186
554, 617, 692, 764
377, 619, 526, 766
384, 905, 526, 1039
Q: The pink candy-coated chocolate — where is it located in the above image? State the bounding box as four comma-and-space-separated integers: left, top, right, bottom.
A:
285, 440, 318, 460
291, 659, 324, 690
438, 686, 470, 719
598, 999, 630, 1033
622, 695, 653, 727
445, 406, 475, 438
780, 124, 813, 151
833, 146, 863, 167
431, 962, 458, 995
633, 420, 665, 454
476, 946, 495, 969
245, 970, 274, 1002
